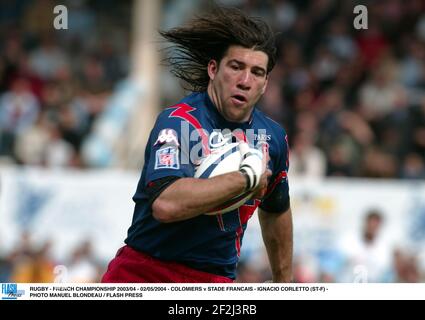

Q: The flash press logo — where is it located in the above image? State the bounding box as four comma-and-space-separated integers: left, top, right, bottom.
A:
1, 283, 25, 300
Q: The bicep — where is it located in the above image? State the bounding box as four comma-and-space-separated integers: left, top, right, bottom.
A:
259, 207, 292, 223
260, 129, 290, 213
146, 176, 181, 206
259, 177, 290, 213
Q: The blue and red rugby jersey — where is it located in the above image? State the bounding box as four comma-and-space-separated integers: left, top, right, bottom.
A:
125, 91, 290, 279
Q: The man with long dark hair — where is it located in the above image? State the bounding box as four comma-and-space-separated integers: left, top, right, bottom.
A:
102, 6, 293, 283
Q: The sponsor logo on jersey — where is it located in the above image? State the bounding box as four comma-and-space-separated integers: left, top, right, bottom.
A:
209, 131, 232, 149
155, 147, 180, 170
154, 129, 180, 147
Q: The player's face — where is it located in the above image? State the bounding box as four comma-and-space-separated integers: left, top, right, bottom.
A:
207, 45, 269, 123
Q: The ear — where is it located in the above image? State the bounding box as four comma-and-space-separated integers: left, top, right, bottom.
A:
207, 60, 218, 80
261, 76, 269, 95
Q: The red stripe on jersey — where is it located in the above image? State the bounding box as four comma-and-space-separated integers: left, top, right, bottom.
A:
168, 103, 211, 155
264, 170, 287, 197
235, 200, 260, 256
216, 214, 225, 231
285, 134, 289, 168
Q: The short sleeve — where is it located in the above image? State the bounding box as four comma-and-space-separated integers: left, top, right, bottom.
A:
259, 131, 290, 213
144, 111, 195, 184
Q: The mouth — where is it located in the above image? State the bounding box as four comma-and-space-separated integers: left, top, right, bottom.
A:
231, 94, 247, 105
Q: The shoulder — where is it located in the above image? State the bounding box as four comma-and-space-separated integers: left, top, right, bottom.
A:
156, 92, 205, 123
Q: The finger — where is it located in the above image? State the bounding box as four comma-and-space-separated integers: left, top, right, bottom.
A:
238, 141, 250, 156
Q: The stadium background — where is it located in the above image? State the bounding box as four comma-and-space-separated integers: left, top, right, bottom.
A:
0, 0, 425, 283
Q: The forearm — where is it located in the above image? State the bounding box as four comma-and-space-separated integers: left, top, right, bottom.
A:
152, 172, 247, 222
259, 208, 293, 282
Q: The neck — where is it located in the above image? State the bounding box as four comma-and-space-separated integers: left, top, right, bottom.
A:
207, 84, 221, 114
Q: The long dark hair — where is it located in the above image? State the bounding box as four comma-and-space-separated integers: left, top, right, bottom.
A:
160, 6, 277, 92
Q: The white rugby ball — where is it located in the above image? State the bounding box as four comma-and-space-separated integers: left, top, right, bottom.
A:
194, 142, 254, 215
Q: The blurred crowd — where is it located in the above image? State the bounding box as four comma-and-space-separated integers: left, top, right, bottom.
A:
227, 0, 425, 180
236, 209, 425, 283
0, 231, 104, 283
0, 0, 130, 283
0, 0, 130, 168
1, 0, 424, 178
1, 208, 422, 283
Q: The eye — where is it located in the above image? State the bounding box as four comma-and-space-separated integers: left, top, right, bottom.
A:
230, 64, 239, 70
252, 69, 265, 77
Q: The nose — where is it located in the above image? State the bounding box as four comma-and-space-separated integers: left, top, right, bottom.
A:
237, 70, 252, 91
